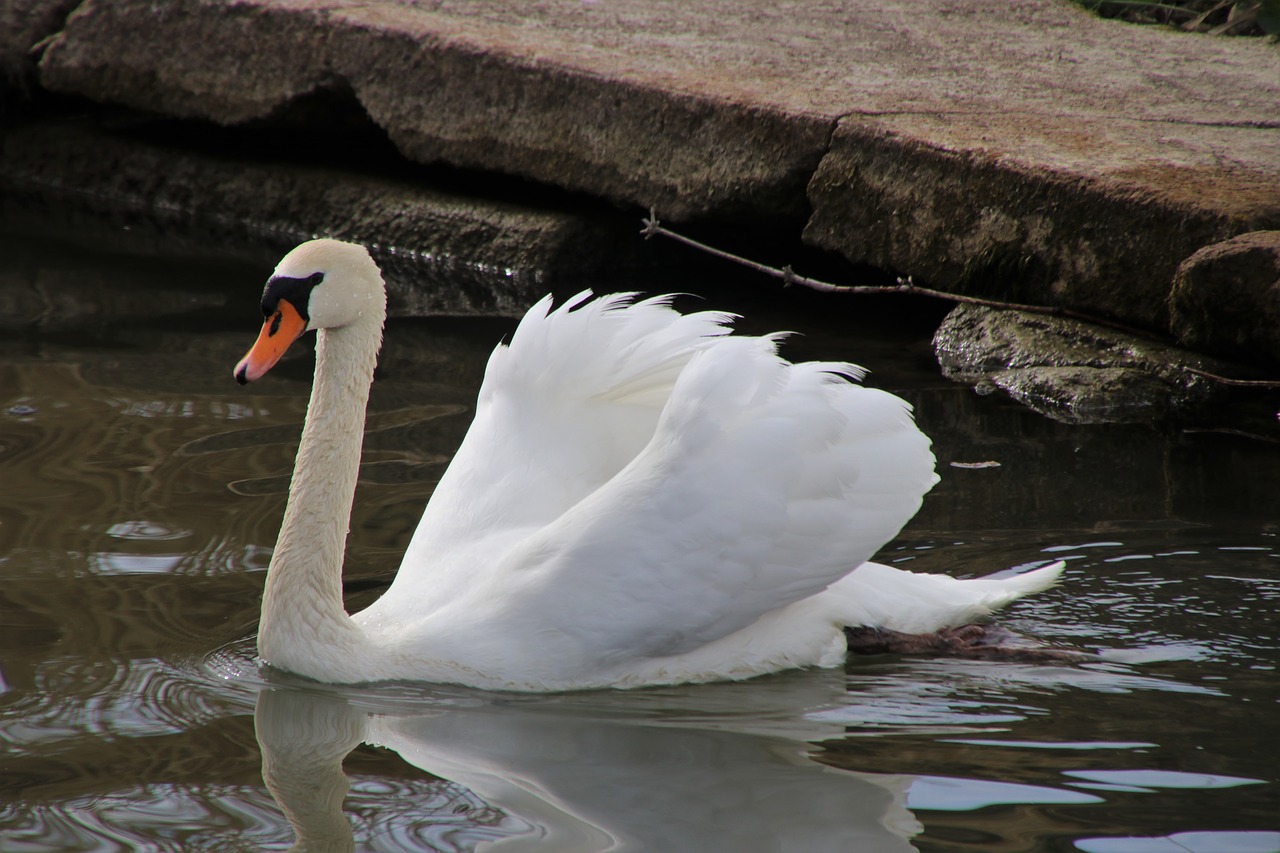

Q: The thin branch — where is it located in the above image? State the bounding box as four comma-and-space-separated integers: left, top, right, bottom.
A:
1182, 366, 1280, 388
641, 209, 1153, 337
639, 209, 1280, 392
1183, 0, 1234, 29
1207, 6, 1258, 35
1086, 0, 1204, 17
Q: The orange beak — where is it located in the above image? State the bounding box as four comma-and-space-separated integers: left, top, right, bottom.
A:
234, 300, 308, 384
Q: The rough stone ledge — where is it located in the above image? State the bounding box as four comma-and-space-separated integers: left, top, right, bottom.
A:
0, 118, 647, 316
5, 0, 1280, 363
33, 0, 834, 222
804, 122, 1279, 337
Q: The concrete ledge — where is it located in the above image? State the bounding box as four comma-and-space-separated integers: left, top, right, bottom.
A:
0, 119, 642, 315
804, 121, 1274, 332
14, 0, 1280, 358
36, 0, 835, 220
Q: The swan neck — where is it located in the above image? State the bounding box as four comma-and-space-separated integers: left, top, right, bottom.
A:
258, 315, 383, 675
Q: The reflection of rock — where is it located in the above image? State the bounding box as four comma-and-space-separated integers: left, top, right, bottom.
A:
933, 304, 1233, 424
254, 673, 923, 852
0, 247, 227, 333
1170, 231, 1280, 369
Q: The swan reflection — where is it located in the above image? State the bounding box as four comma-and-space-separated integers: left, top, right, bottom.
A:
254, 670, 922, 852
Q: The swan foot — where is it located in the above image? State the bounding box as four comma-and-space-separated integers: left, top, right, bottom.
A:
844, 624, 1092, 663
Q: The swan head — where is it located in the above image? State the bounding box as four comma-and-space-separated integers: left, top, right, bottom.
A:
234, 239, 386, 384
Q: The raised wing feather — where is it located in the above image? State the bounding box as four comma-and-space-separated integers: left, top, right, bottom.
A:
488, 336, 939, 665
382, 293, 735, 606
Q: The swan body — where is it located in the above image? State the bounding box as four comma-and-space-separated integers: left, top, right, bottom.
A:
235, 239, 1062, 691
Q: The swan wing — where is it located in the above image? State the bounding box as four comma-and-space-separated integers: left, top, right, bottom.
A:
488, 336, 939, 667
385, 292, 734, 600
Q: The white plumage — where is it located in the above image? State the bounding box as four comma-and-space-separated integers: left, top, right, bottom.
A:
235, 239, 1062, 691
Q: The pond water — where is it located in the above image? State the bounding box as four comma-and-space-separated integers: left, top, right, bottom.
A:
0, 227, 1277, 852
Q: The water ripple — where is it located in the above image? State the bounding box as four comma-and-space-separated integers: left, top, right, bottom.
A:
1, 657, 243, 755
0, 785, 290, 852
346, 777, 533, 853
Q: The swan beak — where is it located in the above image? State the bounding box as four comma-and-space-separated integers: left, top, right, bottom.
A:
234, 300, 308, 384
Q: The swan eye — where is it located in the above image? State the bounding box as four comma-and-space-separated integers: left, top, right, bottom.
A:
260, 272, 325, 320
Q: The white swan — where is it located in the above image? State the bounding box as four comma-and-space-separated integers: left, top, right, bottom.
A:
233, 238, 1063, 691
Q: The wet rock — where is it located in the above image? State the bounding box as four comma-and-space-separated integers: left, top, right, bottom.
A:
988, 366, 1185, 425
11, 0, 1280, 359
933, 303, 1233, 424
0, 119, 644, 316
34, 0, 831, 220
1169, 231, 1280, 369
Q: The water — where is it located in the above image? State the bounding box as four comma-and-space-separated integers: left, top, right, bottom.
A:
1, 228, 1277, 852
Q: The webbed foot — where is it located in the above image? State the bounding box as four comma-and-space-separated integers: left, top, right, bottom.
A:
844, 623, 1091, 663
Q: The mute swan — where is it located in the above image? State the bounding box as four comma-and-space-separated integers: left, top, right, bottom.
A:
234, 238, 1063, 691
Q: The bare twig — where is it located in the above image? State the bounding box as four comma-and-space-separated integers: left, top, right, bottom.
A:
1208, 4, 1258, 34
1183, 0, 1234, 29
639, 209, 1280, 392
1086, 0, 1204, 18
641, 209, 1153, 337
1182, 366, 1280, 388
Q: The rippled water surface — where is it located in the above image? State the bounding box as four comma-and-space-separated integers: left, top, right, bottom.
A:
1, 229, 1277, 852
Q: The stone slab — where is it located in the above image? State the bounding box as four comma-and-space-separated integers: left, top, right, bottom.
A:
35, 0, 836, 221
21, 0, 1280, 353
0, 118, 642, 315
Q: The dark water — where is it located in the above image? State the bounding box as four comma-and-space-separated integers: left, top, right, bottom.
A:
1, 229, 1277, 852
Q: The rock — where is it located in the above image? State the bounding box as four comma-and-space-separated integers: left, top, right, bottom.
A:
988, 366, 1183, 424
0, 0, 74, 105
804, 125, 1278, 334
30, 0, 1280, 337
933, 303, 1235, 424
34, 0, 832, 221
0, 118, 645, 316
1169, 231, 1280, 368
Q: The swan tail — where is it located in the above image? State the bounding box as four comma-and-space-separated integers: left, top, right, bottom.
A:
831, 560, 1066, 634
